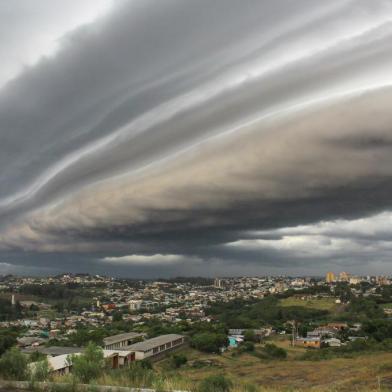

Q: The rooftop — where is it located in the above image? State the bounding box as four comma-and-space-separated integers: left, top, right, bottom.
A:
125, 334, 184, 352
103, 332, 145, 345
22, 346, 83, 356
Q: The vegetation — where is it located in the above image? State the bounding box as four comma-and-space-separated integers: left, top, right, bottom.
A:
198, 375, 232, 392
31, 357, 51, 382
0, 298, 22, 321
279, 296, 337, 311
0, 327, 19, 355
258, 343, 287, 360
300, 338, 392, 361
191, 332, 228, 353
0, 346, 29, 380
69, 342, 104, 383
169, 353, 188, 368
207, 296, 329, 329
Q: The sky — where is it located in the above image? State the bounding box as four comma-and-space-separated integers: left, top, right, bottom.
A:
2, 0, 392, 277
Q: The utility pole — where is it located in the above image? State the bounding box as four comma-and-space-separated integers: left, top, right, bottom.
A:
291, 320, 296, 347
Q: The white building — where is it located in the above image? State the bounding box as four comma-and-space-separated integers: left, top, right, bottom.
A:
103, 332, 145, 350
128, 300, 143, 311
127, 334, 185, 360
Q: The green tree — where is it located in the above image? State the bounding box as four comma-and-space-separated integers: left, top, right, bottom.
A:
0, 332, 17, 355
169, 354, 187, 368
31, 357, 50, 382
112, 311, 123, 322
240, 341, 255, 352
199, 375, 232, 392
70, 342, 104, 383
0, 347, 29, 380
191, 332, 228, 353
244, 330, 256, 342
261, 343, 287, 359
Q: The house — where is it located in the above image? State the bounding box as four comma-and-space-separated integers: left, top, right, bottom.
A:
228, 335, 244, 348
17, 336, 47, 348
30, 349, 136, 377
22, 346, 82, 356
324, 338, 342, 347
125, 334, 185, 360
103, 350, 135, 368
30, 354, 75, 376
295, 337, 321, 349
326, 322, 348, 330
128, 300, 143, 311
103, 332, 145, 350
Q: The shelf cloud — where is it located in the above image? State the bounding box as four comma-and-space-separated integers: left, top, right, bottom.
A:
1, 0, 392, 276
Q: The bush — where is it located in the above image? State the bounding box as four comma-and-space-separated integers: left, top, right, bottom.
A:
260, 343, 287, 359
70, 342, 104, 383
0, 332, 17, 355
191, 332, 228, 353
244, 330, 256, 342
242, 341, 255, 352
199, 375, 233, 392
31, 357, 51, 382
170, 354, 187, 368
0, 346, 29, 380
140, 358, 153, 369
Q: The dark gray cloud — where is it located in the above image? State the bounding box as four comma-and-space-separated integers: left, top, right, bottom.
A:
1, 0, 392, 276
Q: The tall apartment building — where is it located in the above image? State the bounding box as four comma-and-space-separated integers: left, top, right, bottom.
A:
325, 272, 336, 283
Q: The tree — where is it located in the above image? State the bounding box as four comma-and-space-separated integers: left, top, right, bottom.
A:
112, 311, 123, 322
31, 357, 50, 382
0, 347, 29, 380
170, 354, 187, 368
261, 343, 287, 359
0, 332, 17, 355
199, 375, 232, 392
70, 342, 104, 383
244, 330, 256, 342
191, 332, 228, 353
240, 341, 255, 352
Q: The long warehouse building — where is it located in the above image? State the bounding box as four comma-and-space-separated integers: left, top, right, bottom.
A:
125, 334, 185, 360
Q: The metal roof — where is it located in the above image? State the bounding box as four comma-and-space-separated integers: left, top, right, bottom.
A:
23, 346, 83, 356
125, 334, 184, 352
103, 332, 145, 345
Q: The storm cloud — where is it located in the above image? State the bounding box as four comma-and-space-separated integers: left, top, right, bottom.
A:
2, 0, 392, 277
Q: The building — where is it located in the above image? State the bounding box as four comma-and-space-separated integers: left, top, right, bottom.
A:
103, 332, 145, 350
126, 334, 185, 360
324, 338, 341, 347
22, 346, 82, 356
31, 349, 135, 376
349, 276, 362, 285
17, 337, 47, 348
228, 335, 244, 348
325, 272, 336, 283
103, 350, 135, 368
294, 337, 321, 349
214, 278, 224, 289
128, 300, 143, 311
29, 354, 75, 377
339, 272, 349, 282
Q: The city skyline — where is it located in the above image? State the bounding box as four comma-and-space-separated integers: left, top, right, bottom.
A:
2, 1, 392, 277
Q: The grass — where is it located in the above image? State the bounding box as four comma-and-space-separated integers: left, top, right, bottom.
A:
279, 297, 338, 311
3, 343, 392, 392
152, 339, 392, 391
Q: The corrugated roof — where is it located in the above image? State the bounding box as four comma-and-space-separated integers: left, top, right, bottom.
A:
125, 334, 184, 352
103, 332, 145, 345
23, 346, 82, 356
